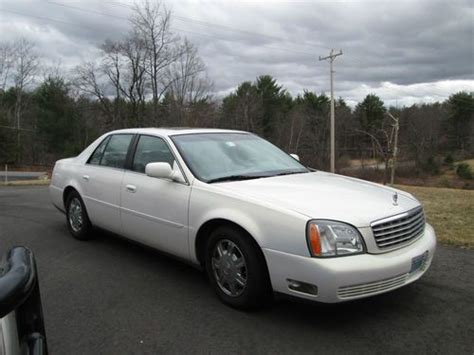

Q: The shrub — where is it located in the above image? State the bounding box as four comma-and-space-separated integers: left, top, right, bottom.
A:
456, 163, 473, 180
444, 154, 455, 169
422, 157, 440, 175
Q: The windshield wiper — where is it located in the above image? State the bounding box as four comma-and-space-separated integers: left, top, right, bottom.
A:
207, 175, 267, 183
207, 170, 310, 183
271, 170, 310, 177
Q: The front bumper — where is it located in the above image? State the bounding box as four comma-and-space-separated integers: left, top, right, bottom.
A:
262, 223, 436, 303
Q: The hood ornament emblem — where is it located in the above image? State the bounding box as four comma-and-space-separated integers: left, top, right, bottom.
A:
392, 192, 398, 206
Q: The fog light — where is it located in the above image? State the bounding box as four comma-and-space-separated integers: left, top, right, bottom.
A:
287, 279, 318, 296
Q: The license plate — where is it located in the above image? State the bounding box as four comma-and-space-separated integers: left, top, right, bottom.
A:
410, 251, 428, 273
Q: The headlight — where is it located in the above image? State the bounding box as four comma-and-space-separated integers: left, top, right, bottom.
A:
306, 220, 365, 257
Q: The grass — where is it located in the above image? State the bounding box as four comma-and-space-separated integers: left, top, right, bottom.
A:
460, 159, 474, 169
397, 185, 474, 249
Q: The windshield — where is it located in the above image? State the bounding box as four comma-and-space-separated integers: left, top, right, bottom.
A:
171, 133, 309, 182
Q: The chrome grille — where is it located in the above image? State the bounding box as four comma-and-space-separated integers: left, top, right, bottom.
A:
338, 274, 409, 299
371, 206, 425, 249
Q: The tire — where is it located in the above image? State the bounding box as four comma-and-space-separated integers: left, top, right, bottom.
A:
205, 225, 272, 310
65, 191, 94, 240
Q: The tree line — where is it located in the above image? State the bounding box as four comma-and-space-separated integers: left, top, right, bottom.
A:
0, 0, 472, 180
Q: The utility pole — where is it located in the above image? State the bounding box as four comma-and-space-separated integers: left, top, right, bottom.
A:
387, 112, 399, 186
319, 49, 343, 173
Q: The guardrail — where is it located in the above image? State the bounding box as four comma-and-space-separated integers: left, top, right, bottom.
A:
1, 165, 49, 185
0, 247, 48, 355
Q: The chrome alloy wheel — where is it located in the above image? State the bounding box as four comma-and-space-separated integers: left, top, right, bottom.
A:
68, 197, 83, 233
211, 239, 248, 297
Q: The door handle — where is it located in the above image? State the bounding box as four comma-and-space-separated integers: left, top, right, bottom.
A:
82, 175, 90, 181
126, 184, 137, 193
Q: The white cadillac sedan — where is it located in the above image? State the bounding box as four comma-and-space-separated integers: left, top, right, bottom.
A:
50, 128, 436, 309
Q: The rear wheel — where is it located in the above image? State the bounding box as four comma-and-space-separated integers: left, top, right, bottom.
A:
65, 191, 93, 240
205, 225, 272, 310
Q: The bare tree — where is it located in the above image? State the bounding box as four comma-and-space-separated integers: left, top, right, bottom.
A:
102, 34, 150, 126
11, 39, 39, 162
0, 41, 15, 91
13, 39, 38, 124
131, 0, 183, 120
287, 107, 306, 153
167, 39, 211, 105
355, 117, 398, 184
73, 62, 116, 127
73, 1, 199, 128
100, 39, 123, 123
121, 34, 150, 125
75, 32, 151, 128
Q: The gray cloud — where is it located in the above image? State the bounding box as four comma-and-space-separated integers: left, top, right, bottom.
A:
0, 0, 472, 106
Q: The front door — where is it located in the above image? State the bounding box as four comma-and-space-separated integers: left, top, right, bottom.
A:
120, 135, 191, 259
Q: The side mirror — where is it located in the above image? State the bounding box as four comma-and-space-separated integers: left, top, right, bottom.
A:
145, 162, 185, 183
146, 162, 173, 179
290, 153, 300, 161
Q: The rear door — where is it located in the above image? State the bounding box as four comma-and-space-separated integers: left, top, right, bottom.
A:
120, 135, 191, 259
82, 134, 134, 235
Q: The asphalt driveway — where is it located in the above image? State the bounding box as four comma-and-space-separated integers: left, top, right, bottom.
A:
0, 186, 473, 354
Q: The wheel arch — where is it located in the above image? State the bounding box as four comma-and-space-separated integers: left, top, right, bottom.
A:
194, 218, 266, 269
62, 185, 82, 209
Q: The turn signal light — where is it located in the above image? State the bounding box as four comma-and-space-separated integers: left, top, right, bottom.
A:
309, 224, 322, 256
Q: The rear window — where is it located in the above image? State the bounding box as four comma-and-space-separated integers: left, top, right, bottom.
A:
88, 136, 110, 165
88, 134, 133, 169
100, 135, 134, 168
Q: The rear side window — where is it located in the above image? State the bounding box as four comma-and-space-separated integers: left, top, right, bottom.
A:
99, 134, 134, 169
132, 135, 175, 173
88, 136, 110, 165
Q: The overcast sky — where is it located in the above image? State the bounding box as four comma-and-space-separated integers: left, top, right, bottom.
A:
0, 0, 473, 106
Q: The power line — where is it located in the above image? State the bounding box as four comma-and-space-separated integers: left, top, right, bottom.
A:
44, 2, 316, 56
106, 0, 329, 49
45, 1, 129, 20
107, 0, 283, 42
44, 0, 324, 55
0, 8, 92, 30
4, 7, 315, 57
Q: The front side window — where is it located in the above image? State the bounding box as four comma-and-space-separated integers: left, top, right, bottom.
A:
171, 133, 308, 182
100, 134, 134, 169
132, 135, 175, 173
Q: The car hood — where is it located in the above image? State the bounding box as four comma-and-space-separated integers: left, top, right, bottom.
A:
217, 171, 420, 227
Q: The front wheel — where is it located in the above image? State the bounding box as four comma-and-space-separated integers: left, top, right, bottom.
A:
205, 226, 272, 310
65, 191, 93, 240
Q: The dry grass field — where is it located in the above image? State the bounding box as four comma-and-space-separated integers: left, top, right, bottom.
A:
398, 185, 474, 248
461, 159, 474, 169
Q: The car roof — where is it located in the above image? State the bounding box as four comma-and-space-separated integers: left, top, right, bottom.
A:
105, 127, 249, 137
